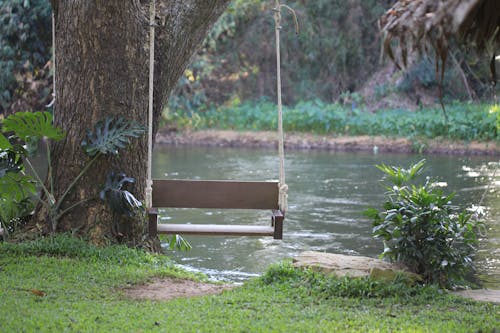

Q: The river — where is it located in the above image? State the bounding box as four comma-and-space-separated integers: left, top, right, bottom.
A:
153, 145, 499, 288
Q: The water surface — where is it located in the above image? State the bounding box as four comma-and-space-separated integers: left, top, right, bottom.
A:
153, 145, 499, 288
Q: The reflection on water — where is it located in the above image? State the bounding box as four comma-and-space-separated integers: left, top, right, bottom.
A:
154, 145, 499, 288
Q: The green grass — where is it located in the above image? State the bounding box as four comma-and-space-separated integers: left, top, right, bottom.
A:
1, 235, 498, 332
165, 99, 499, 142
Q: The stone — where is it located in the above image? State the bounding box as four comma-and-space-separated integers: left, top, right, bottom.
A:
452, 289, 500, 303
292, 251, 419, 283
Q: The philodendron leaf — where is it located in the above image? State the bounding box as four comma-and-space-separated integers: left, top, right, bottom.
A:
2, 111, 65, 142
0, 165, 35, 225
81, 117, 145, 157
0, 133, 12, 150
0, 151, 23, 177
0, 172, 37, 202
100, 172, 143, 216
0, 196, 34, 226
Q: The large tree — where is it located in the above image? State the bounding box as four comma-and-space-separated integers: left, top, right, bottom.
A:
43, 0, 229, 245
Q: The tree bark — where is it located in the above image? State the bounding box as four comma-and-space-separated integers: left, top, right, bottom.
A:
45, 0, 229, 245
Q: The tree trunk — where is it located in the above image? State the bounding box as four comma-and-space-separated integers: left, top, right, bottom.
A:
45, 0, 229, 245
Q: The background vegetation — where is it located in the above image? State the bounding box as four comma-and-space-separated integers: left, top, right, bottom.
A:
168, 0, 497, 115
1, 0, 496, 121
0, 0, 52, 115
166, 100, 499, 142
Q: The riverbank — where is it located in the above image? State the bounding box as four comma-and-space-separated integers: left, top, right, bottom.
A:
157, 129, 500, 156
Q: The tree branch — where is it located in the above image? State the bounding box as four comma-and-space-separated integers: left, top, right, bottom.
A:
152, 0, 230, 135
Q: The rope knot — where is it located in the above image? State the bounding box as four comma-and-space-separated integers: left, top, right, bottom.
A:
278, 182, 288, 213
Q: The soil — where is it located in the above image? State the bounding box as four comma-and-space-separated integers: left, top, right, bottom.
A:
157, 129, 500, 156
124, 277, 236, 301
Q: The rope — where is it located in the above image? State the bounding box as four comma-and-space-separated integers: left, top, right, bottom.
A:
146, 0, 155, 209
274, 0, 288, 213
48, 11, 56, 113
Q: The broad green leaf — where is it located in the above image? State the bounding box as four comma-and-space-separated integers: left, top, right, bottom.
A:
0, 196, 34, 225
2, 111, 65, 142
0, 133, 12, 150
0, 172, 37, 202
81, 117, 145, 156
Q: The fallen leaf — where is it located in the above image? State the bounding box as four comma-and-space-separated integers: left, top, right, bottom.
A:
29, 289, 46, 297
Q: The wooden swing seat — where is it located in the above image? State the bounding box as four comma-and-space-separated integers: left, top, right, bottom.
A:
148, 179, 284, 239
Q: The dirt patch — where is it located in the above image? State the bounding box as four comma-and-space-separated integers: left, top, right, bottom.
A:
124, 277, 236, 301
452, 289, 500, 303
124, 276, 499, 304
157, 129, 500, 156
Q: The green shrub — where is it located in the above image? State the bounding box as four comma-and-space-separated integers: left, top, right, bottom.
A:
364, 159, 481, 288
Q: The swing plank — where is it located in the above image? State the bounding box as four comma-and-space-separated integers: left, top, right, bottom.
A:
149, 179, 284, 239
152, 179, 279, 209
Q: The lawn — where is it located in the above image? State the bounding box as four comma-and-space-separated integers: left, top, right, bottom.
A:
0, 235, 498, 332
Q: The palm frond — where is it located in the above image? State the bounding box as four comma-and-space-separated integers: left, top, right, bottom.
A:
380, 0, 500, 67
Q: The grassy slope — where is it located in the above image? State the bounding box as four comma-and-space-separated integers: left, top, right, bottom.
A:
0, 236, 498, 332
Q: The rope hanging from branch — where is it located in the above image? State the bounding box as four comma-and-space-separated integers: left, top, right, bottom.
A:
144, 0, 296, 215
273, 0, 298, 213
146, 0, 156, 209
47, 12, 56, 114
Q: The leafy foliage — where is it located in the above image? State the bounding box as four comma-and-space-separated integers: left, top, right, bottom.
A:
100, 172, 142, 217
0, 133, 12, 150
0, 172, 36, 233
165, 0, 391, 113
0, 112, 62, 235
164, 0, 494, 118
170, 100, 498, 143
81, 117, 145, 156
375, 159, 426, 187
2, 111, 64, 154
0, 0, 52, 113
364, 160, 481, 287
2, 111, 64, 141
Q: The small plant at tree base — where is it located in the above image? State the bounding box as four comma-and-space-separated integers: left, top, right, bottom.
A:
364, 159, 481, 288
1, 111, 191, 251
0, 111, 144, 237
